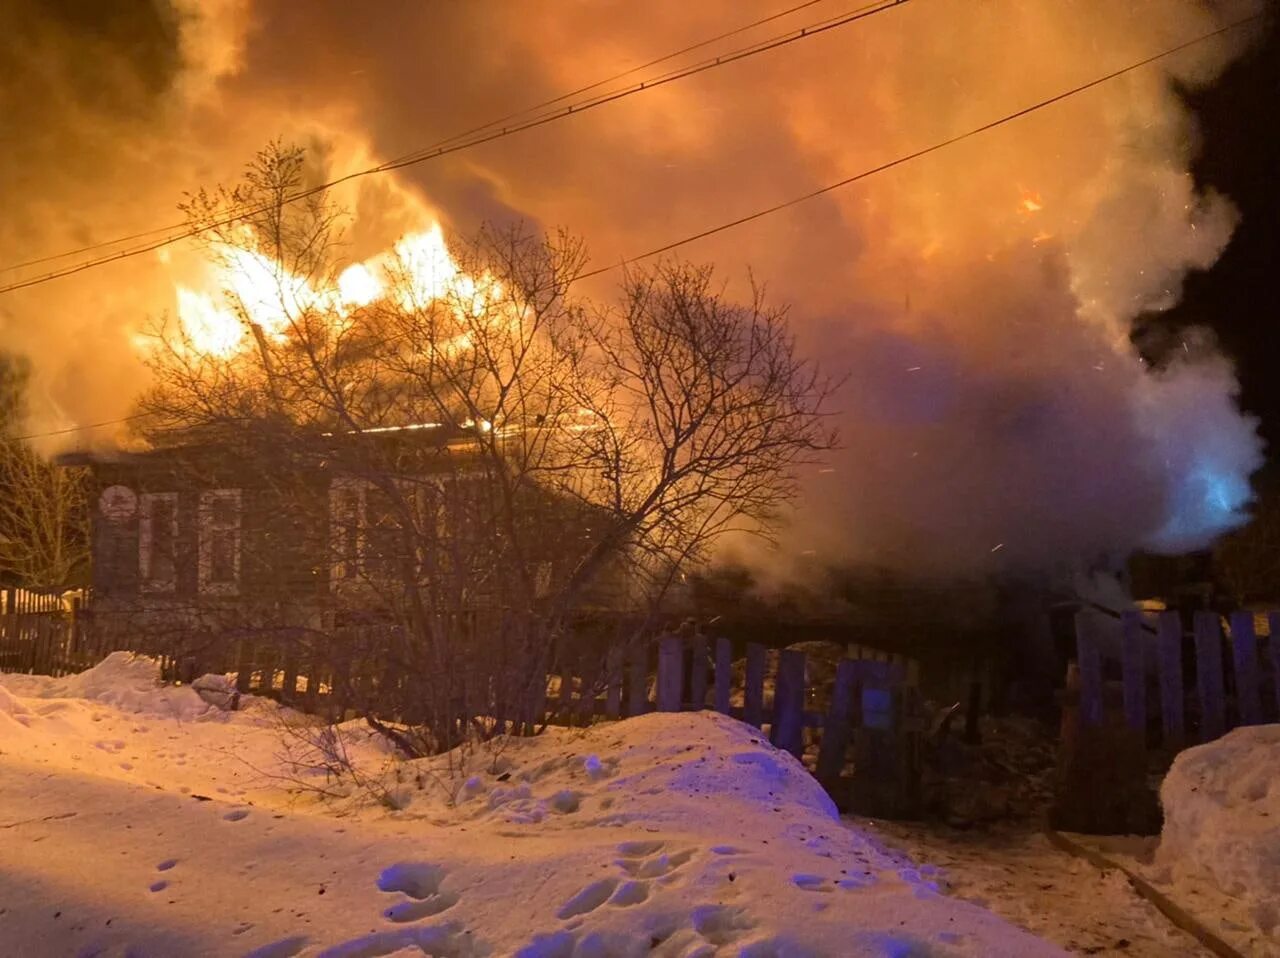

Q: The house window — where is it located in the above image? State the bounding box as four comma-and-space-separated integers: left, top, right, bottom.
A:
329, 478, 364, 581
198, 489, 241, 595
139, 492, 178, 593
363, 485, 406, 579
329, 478, 441, 585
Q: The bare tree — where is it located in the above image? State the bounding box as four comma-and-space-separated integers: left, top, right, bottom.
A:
135, 143, 834, 750
0, 352, 90, 590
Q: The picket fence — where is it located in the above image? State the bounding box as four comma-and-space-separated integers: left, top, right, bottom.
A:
1069, 608, 1280, 749
0, 614, 924, 817
0, 611, 105, 677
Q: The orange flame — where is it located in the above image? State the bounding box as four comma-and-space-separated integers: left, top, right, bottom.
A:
168, 222, 496, 359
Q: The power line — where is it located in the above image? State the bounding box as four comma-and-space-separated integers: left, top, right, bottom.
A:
8, 413, 153, 444
577, 12, 1264, 279
0, 0, 909, 294
0, 0, 839, 276
8, 12, 1262, 445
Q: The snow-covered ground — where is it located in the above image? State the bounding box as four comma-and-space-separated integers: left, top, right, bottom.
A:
0, 654, 1066, 957
1068, 724, 1280, 957
864, 824, 1213, 956
871, 723, 1280, 958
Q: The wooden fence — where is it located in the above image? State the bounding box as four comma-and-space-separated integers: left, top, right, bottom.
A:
1068, 608, 1280, 750
0, 614, 923, 817
0, 611, 107, 677
1, 587, 71, 615
1054, 606, 1280, 833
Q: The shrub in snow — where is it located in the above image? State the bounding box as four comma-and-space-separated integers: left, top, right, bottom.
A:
1157, 724, 1280, 937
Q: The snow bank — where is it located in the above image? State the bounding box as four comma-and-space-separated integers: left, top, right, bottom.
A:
0, 659, 1066, 956
1, 652, 221, 719
1156, 724, 1280, 939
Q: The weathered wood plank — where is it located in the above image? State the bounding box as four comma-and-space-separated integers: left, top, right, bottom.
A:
1075, 613, 1104, 728
1270, 613, 1280, 722
1193, 611, 1226, 742
234, 637, 254, 695
1228, 611, 1262, 727
656, 635, 683, 713
1156, 611, 1185, 750
577, 655, 597, 724
816, 658, 857, 785
1120, 610, 1147, 735
689, 635, 708, 709
714, 637, 732, 715
604, 646, 623, 720
743, 643, 766, 729
771, 649, 806, 756
557, 661, 574, 723
627, 644, 648, 717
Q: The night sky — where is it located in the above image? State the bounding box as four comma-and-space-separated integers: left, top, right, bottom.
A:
1141, 17, 1280, 459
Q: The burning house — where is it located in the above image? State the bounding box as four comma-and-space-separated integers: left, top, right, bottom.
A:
61, 423, 614, 655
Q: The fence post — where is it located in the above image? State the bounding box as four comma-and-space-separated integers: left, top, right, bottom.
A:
1270, 613, 1280, 721
771, 649, 806, 757
848, 661, 918, 819
1193, 611, 1226, 742
714, 637, 732, 715
557, 661, 575, 725
816, 658, 857, 786
1075, 613, 1104, 728
1156, 611, 1185, 750
234, 637, 254, 695
577, 654, 598, 724
1120, 611, 1147, 736
656, 635, 683, 712
1228, 611, 1262, 727
604, 645, 623, 720
743, 643, 766, 729
689, 634, 708, 709
627, 643, 649, 717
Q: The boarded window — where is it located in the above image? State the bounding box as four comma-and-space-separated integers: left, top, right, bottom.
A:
199, 489, 241, 595
139, 492, 178, 592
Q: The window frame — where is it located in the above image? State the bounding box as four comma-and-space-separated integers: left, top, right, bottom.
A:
138, 492, 179, 594
198, 488, 242, 596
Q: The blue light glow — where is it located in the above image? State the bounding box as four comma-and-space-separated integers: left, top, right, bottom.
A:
1147, 459, 1253, 553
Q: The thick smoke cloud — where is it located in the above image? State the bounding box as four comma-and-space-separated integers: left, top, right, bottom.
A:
0, 0, 1268, 576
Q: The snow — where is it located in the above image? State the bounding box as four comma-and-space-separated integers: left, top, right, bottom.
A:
0, 654, 1067, 956
866, 823, 1211, 956
1154, 723, 1280, 948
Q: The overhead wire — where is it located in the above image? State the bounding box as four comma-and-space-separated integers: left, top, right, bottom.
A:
8, 11, 1263, 444
0, 0, 840, 276
0, 0, 906, 288
576, 11, 1265, 279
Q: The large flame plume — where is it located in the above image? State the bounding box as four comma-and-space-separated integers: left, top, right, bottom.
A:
168, 224, 477, 358
0, 0, 1269, 577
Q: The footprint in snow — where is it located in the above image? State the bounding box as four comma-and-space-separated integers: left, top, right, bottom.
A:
223, 808, 251, 822
792, 874, 835, 893
315, 922, 471, 958
692, 904, 755, 946
618, 847, 695, 879
607, 880, 648, 907
377, 863, 458, 922
556, 878, 618, 919
616, 840, 664, 857
242, 935, 308, 958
